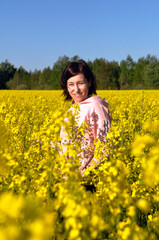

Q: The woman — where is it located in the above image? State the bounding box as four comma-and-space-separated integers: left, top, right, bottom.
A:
60, 60, 112, 175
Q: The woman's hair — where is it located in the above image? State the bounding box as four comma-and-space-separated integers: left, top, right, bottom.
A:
60, 59, 97, 100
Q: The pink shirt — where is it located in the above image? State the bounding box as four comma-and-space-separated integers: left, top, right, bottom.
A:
60, 96, 112, 174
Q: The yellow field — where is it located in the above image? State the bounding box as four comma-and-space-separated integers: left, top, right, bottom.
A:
0, 90, 159, 240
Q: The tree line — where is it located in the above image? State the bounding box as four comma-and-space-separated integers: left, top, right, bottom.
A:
0, 54, 159, 90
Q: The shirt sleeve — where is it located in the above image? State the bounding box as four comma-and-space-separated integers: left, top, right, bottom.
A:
79, 102, 112, 173
88, 102, 112, 141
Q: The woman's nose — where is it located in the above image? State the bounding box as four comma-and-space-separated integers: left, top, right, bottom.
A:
74, 84, 79, 92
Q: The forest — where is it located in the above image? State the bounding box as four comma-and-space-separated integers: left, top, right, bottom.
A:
0, 54, 159, 90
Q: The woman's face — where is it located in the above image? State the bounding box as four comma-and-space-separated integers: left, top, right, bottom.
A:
67, 73, 91, 102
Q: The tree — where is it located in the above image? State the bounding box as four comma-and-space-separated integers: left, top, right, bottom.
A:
49, 55, 70, 89
39, 67, 51, 89
133, 54, 158, 89
18, 66, 30, 86
7, 72, 21, 89
70, 55, 80, 62
7, 66, 31, 89
91, 58, 107, 89
107, 61, 120, 90
144, 62, 159, 88
30, 70, 41, 89
145, 54, 158, 63
133, 57, 145, 88
118, 60, 128, 89
90, 58, 120, 90
0, 60, 16, 89
118, 55, 135, 89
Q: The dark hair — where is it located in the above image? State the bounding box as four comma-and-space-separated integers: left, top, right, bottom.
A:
60, 59, 97, 100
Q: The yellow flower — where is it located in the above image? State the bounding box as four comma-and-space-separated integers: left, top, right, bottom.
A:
127, 206, 136, 217
0, 192, 23, 218
136, 199, 150, 212
0, 89, 159, 239
69, 229, 80, 239
122, 227, 131, 239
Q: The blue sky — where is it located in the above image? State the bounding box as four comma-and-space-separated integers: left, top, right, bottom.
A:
1, 0, 159, 71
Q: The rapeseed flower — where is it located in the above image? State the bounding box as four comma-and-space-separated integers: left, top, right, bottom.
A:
0, 90, 159, 239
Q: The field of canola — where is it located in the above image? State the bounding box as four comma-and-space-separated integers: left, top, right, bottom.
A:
0, 90, 159, 240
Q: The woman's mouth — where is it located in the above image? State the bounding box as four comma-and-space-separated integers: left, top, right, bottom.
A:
74, 94, 81, 97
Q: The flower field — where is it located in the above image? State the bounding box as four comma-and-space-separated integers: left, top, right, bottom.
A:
0, 90, 159, 240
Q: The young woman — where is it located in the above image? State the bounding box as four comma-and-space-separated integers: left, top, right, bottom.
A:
60, 60, 112, 175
